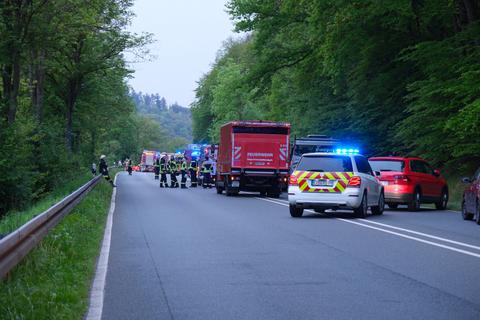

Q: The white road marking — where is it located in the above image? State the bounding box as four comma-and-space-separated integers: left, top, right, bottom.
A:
255, 197, 480, 259
86, 173, 119, 320
263, 197, 480, 251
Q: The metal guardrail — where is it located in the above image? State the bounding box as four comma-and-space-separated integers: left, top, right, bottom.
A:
0, 175, 102, 279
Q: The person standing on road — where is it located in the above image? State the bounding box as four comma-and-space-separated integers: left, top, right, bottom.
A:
189, 159, 198, 188
127, 159, 133, 176
159, 154, 168, 188
169, 156, 179, 188
91, 162, 97, 176
100, 155, 116, 187
201, 156, 213, 188
180, 155, 188, 189
154, 158, 160, 180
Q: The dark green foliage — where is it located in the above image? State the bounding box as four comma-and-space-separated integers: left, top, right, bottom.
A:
0, 0, 158, 215
130, 90, 192, 143
193, 0, 480, 173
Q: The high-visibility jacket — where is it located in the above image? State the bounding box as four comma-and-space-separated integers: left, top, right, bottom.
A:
202, 160, 213, 173
169, 160, 177, 173
189, 161, 197, 170
160, 159, 167, 173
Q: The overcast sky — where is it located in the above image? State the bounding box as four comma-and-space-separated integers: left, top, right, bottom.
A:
127, 0, 238, 107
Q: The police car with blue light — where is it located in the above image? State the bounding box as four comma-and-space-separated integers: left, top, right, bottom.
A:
288, 149, 385, 218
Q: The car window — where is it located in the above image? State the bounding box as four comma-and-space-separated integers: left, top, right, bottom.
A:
369, 160, 405, 172
410, 160, 433, 174
296, 155, 353, 172
355, 156, 373, 175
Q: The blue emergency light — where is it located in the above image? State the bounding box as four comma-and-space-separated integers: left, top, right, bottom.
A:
191, 151, 200, 156
335, 148, 360, 155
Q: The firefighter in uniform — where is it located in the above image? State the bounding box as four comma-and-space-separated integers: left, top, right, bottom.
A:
169, 156, 179, 188
180, 155, 188, 189
100, 155, 116, 187
189, 159, 198, 187
201, 156, 213, 188
154, 158, 160, 180
159, 154, 168, 188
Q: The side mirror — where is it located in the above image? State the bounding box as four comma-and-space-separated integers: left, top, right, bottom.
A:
462, 177, 472, 184
433, 169, 441, 177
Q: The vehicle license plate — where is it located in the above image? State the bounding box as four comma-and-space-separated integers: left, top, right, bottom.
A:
232, 181, 240, 187
311, 179, 334, 187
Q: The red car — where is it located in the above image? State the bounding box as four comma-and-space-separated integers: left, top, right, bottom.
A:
461, 167, 480, 224
368, 157, 448, 211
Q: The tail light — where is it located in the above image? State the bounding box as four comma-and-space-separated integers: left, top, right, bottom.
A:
230, 175, 239, 181
348, 176, 362, 187
289, 175, 298, 186
393, 175, 409, 184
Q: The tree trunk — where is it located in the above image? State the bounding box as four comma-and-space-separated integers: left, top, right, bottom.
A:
65, 77, 80, 152
462, 0, 478, 24
31, 50, 46, 123
1, 53, 21, 126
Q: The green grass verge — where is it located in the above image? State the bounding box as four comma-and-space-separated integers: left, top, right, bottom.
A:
0, 176, 116, 320
0, 173, 93, 236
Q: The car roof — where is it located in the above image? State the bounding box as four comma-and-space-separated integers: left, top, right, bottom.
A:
302, 152, 360, 157
369, 156, 425, 161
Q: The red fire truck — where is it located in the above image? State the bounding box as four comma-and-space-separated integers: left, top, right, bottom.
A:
216, 121, 291, 197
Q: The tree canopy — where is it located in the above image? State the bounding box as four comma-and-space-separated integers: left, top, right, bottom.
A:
192, 0, 480, 172
0, 0, 159, 214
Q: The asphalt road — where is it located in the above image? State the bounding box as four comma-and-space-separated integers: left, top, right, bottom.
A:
103, 172, 480, 320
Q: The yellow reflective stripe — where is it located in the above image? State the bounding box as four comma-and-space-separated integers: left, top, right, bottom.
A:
299, 181, 309, 191
324, 172, 335, 180
299, 171, 309, 181
309, 172, 319, 180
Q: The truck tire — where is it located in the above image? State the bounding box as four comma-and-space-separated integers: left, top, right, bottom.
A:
267, 192, 280, 198
289, 205, 303, 217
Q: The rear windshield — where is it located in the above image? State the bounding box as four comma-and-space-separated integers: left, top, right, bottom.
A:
293, 145, 336, 156
295, 155, 353, 172
233, 127, 289, 134
369, 160, 405, 172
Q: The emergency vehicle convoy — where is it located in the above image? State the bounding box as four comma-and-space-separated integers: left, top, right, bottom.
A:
128, 119, 459, 219
215, 121, 290, 197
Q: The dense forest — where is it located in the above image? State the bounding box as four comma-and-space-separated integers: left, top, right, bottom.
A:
192, 0, 480, 173
130, 90, 192, 145
0, 0, 166, 215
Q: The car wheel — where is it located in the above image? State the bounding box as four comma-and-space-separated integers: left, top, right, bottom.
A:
461, 200, 473, 220
408, 189, 421, 211
289, 204, 304, 218
435, 189, 448, 210
314, 208, 325, 213
388, 204, 398, 209
216, 186, 223, 194
475, 200, 480, 225
371, 192, 385, 215
354, 192, 368, 218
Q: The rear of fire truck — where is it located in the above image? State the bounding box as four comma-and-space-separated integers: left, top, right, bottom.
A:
216, 121, 290, 197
